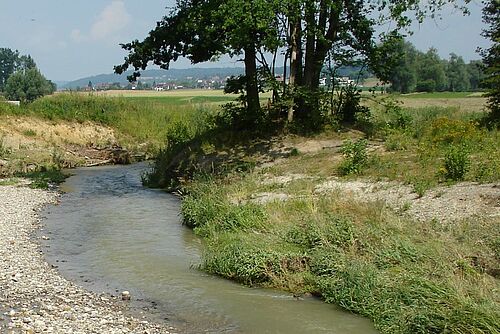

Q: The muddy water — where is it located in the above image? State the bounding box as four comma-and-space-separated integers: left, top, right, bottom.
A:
41, 163, 377, 333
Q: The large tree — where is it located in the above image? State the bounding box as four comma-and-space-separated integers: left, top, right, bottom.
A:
115, 0, 280, 117
0, 48, 38, 92
480, 0, 499, 126
5, 67, 55, 103
382, 39, 418, 93
0, 48, 20, 91
116, 0, 467, 123
446, 53, 470, 92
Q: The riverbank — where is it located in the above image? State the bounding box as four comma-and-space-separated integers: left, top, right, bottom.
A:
0, 183, 176, 333
147, 103, 500, 333
0, 93, 211, 177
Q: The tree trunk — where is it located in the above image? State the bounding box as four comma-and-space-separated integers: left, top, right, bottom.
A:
288, 17, 303, 122
244, 45, 260, 117
303, 0, 317, 90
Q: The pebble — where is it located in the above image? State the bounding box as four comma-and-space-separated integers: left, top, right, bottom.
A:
0, 184, 176, 333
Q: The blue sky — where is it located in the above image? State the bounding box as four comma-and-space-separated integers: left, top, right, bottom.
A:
0, 0, 489, 81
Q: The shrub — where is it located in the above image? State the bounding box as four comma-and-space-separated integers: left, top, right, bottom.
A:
338, 139, 368, 175
443, 145, 470, 181
427, 118, 482, 146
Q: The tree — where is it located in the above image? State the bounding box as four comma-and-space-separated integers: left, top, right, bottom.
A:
17, 55, 37, 72
415, 48, 447, 92
115, 0, 280, 119
116, 0, 468, 124
480, 0, 499, 126
467, 60, 485, 90
446, 53, 470, 92
0, 49, 38, 92
382, 39, 418, 93
5, 67, 56, 103
0, 48, 20, 91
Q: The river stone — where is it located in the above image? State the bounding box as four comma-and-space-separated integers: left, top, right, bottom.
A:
121, 291, 131, 301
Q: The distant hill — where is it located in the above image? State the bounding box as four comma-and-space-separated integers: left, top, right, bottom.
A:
61, 68, 247, 90
61, 65, 370, 90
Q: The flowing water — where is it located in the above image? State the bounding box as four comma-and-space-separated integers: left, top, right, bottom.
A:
41, 163, 377, 333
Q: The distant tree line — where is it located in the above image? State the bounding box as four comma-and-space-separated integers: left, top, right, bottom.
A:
0, 48, 55, 103
382, 40, 485, 94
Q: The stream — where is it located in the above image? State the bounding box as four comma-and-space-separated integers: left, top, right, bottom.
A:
41, 163, 377, 333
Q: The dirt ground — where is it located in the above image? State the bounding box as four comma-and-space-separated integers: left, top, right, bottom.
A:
0, 115, 129, 175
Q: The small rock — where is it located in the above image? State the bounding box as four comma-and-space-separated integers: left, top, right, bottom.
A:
121, 291, 131, 301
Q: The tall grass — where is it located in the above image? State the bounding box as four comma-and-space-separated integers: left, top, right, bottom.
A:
0, 93, 213, 152
181, 174, 500, 334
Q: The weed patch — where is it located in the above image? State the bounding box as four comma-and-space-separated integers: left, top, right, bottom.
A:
338, 139, 368, 175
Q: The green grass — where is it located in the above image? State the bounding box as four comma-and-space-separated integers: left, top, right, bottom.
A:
180, 171, 500, 334
0, 178, 20, 186
18, 169, 68, 189
125, 95, 236, 105
0, 93, 215, 153
399, 92, 482, 99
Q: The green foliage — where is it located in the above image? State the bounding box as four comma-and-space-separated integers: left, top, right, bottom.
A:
382, 40, 483, 94
446, 53, 470, 92
22, 129, 36, 137
203, 233, 307, 286
2, 93, 210, 153
336, 85, 370, 124
338, 139, 368, 175
183, 168, 500, 334
443, 145, 470, 181
142, 110, 214, 188
480, 0, 500, 128
21, 169, 67, 189
5, 68, 55, 103
117, 0, 464, 125
181, 177, 266, 236
0, 48, 37, 91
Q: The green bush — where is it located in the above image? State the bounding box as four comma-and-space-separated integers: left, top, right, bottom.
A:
443, 145, 470, 181
338, 139, 368, 175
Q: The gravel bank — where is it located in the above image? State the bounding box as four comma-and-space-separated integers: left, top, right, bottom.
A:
0, 184, 176, 333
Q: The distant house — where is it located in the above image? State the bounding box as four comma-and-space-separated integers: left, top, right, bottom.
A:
2, 100, 20, 106
154, 82, 176, 91
336, 77, 355, 87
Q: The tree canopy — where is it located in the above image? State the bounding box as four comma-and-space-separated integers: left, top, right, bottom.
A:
381, 41, 484, 93
1, 48, 54, 102
116, 0, 469, 125
5, 67, 55, 103
480, 0, 499, 126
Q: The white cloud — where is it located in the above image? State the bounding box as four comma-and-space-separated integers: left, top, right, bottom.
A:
90, 1, 131, 40
70, 1, 131, 43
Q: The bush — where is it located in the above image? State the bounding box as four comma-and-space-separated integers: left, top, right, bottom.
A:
338, 139, 368, 175
336, 85, 370, 124
427, 118, 482, 146
443, 145, 470, 181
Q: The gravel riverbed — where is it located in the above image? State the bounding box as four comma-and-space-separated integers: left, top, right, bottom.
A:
0, 184, 176, 334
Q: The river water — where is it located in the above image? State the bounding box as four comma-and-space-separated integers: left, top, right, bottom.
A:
41, 163, 377, 333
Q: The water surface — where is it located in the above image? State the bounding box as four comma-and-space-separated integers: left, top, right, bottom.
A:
42, 163, 377, 333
